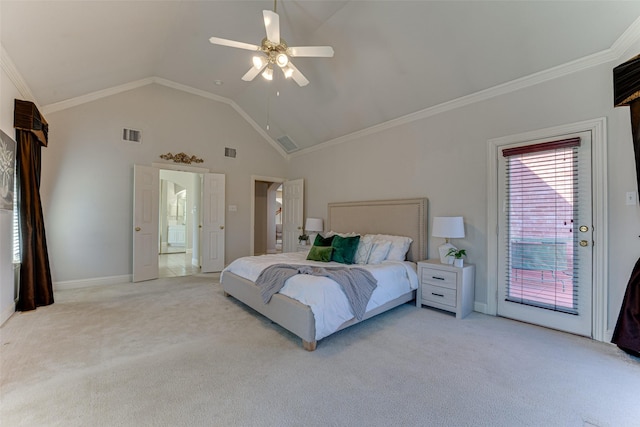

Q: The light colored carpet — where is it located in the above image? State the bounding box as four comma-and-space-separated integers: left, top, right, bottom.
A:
1, 276, 639, 427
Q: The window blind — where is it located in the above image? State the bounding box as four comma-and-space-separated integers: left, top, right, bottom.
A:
502, 138, 580, 314
12, 168, 20, 264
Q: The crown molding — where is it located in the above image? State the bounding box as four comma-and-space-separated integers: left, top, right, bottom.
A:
150, 78, 288, 159
290, 45, 624, 159
39, 76, 288, 159
1, 46, 37, 104
40, 77, 155, 115
610, 15, 640, 59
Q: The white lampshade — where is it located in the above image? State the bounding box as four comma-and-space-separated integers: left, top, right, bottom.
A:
282, 65, 294, 79
432, 216, 465, 239
262, 66, 274, 81
304, 218, 324, 233
432, 216, 465, 264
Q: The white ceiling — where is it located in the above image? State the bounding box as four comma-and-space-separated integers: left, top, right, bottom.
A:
3, 1, 640, 153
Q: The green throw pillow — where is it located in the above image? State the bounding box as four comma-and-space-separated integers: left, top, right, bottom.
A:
331, 235, 361, 264
307, 245, 333, 262
314, 234, 335, 247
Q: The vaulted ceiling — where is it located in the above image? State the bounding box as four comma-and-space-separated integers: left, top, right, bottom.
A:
3, 1, 640, 154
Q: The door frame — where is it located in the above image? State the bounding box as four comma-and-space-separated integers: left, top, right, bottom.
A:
134, 163, 211, 278
486, 118, 608, 341
250, 175, 285, 256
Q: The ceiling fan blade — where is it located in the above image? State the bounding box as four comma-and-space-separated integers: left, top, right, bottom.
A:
287, 62, 309, 87
242, 63, 267, 81
263, 10, 280, 44
288, 46, 334, 58
209, 37, 260, 51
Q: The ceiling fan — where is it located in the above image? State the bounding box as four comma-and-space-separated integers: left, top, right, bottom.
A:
209, 1, 334, 87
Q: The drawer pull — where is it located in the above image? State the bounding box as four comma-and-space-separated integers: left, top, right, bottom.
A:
431, 292, 444, 297
432, 276, 445, 281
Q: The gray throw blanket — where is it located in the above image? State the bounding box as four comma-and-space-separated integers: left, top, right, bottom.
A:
255, 264, 378, 320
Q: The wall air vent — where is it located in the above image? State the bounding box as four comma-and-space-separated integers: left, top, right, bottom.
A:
224, 147, 237, 158
276, 135, 298, 153
122, 128, 142, 143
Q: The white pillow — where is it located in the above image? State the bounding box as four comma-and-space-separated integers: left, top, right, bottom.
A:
371, 234, 413, 261
354, 234, 375, 264
325, 230, 358, 238
367, 240, 392, 264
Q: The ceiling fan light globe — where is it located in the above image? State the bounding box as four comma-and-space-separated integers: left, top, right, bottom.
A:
276, 53, 289, 67
253, 56, 266, 69
282, 65, 294, 79
262, 66, 274, 81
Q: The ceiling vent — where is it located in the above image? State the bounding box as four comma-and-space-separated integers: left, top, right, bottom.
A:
276, 135, 298, 153
224, 147, 237, 158
122, 128, 142, 143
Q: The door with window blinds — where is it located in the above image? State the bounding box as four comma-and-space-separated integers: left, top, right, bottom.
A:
497, 131, 593, 337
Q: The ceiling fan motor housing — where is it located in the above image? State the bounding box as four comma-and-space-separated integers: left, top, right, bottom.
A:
261, 37, 289, 67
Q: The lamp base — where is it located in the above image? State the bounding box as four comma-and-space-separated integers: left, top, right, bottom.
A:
438, 243, 456, 264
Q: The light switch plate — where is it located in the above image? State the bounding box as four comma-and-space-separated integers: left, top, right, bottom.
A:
626, 191, 638, 206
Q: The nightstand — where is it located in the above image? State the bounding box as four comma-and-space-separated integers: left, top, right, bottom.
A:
416, 259, 475, 319
297, 244, 311, 252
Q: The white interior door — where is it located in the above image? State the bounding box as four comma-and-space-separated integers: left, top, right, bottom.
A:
497, 131, 593, 336
201, 173, 225, 272
282, 178, 304, 253
133, 165, 159, 282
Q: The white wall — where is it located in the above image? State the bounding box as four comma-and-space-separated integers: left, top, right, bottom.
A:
287, 53, 640, 334
41, 83, 287, 283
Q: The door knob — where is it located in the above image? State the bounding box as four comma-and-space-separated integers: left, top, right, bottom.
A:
220, 225, 224, 230
579, 240, 589, 247
135, 227, 141, 232
579, 225, 589, 232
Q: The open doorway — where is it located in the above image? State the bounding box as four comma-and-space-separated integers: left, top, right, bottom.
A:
159, 169, 201, 278
254, 181, 283, 255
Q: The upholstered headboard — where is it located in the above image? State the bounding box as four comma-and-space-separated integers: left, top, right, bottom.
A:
326, 198, 428, 262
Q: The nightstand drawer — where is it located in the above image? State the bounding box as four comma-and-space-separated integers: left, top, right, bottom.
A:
421, 268, 457, 290
421, 284, 456, 307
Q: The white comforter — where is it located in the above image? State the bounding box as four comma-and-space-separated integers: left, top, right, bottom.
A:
221, 252, 418, 340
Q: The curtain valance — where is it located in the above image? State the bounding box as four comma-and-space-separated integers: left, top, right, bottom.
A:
14, 99, 48, 147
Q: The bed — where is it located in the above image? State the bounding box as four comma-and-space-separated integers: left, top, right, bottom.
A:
221, 198, 427, 351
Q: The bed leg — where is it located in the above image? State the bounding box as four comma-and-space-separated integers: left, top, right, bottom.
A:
303, 340, 317, 351
223, 291, 230, 297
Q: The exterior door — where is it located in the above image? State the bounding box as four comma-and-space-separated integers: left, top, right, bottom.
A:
497, 131, 593, 336
282, 178, 304, 253
133, 165, 159, 282
200, 173, 225, 272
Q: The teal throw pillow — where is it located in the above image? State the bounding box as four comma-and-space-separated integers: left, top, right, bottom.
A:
314, 234, 335, 247
331, 235, 361, 264
307, 245, 333, 262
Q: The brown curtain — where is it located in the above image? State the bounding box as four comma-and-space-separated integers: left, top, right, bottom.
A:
14, 99, 53, 311
612, 256, 640, 356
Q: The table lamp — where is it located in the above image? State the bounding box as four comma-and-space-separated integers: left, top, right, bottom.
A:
432, 216, 465, 264
304, 218, 324, 245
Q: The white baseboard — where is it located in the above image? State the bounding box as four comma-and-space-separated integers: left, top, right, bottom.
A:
604, 328, 614, 343
0, 303, 15, 326
54, 275, 131, 291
